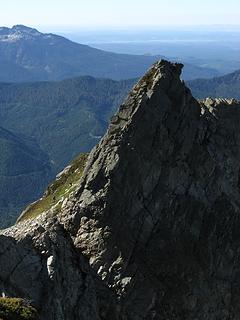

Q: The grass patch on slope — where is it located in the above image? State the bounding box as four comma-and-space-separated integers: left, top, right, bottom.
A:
0, 297, 38, 320
17, 153, 88, 223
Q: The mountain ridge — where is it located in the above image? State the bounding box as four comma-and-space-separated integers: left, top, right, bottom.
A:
188, 68, 240, 99
0, 75, 133, 171
0, 25, 219, 82
1, 60, 240, 319
1, 64, 240, 228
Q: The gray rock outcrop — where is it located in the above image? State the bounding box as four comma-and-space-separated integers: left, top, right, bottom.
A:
1, 60, 240, 319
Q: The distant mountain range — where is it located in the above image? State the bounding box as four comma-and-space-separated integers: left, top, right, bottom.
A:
0, 25, 219, 82
0, 76, 133, 171
188, 69, 240, 99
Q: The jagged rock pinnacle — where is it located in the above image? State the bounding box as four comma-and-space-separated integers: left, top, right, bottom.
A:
1, 60, 240, 319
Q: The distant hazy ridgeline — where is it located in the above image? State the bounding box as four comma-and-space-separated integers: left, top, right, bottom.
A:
0, 76, 133, 171
0, 25, 219, 82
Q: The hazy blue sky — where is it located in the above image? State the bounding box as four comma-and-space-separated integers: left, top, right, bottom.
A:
1, 0, 239, 29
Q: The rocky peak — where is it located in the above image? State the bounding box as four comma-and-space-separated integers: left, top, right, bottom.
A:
11, 25, 40, 34
1, 60, 240, 319
0, 25, 44, 42
59, 59, 201, 283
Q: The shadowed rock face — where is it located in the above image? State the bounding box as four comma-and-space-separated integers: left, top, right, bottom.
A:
1, 60, 240, 319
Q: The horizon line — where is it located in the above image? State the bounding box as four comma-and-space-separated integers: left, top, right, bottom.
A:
2, 23, 240, 30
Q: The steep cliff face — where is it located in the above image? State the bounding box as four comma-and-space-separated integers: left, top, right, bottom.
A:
1, 60, 240, 320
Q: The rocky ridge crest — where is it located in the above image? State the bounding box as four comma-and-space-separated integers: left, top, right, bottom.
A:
1, 60, 240, 319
